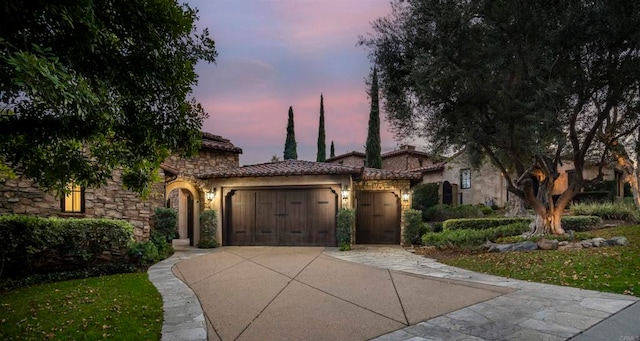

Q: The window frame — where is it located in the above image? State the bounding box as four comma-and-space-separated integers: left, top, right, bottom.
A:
60, 184, 85, 213
460, 169, 471, 189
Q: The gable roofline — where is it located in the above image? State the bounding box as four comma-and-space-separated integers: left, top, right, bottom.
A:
325, 151, 366, 162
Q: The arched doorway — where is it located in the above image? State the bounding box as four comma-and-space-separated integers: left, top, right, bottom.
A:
166, 180, 202, 246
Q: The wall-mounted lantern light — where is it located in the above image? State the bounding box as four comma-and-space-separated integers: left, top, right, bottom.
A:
401, 190, 410, 202
206, 188, 216, 201
341, 186, 349, 200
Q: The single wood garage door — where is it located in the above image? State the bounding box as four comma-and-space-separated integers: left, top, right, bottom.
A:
356, 191, 400, 244
225, 188, 337, 246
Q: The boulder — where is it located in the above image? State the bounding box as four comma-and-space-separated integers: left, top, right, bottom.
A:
559, 242, 583, 251
558, 241, 569, 247
606, 236, 629, 247
581, 241, 593, 248
591, 237, 606, 247
537, 239, 559, 250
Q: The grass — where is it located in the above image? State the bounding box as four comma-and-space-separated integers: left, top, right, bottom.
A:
443, 225, 640, 296
0, 273, 163, 340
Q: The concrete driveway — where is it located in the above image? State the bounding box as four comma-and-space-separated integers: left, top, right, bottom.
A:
172, 247, 511, 341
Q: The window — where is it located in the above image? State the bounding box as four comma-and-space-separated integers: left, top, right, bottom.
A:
460, 169, 471, 189
61, 183, 84, 213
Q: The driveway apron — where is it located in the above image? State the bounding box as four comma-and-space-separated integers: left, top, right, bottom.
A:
172, 247, 510, 341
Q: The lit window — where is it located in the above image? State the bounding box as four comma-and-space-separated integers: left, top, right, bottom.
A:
61, 183, 84, 213
460, 169, 471, 189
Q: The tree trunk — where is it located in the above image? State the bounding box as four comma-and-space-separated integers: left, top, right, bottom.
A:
527, 209, 565, 236
505, 195, 528, 217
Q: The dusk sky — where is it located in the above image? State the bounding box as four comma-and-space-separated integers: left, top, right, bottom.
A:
184, 0, 420, 165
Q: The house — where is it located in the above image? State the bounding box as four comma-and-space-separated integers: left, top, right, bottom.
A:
417, 151, 624, 207
0, 132, 242, 241
326, 145, 434, 171
199, 160, 421, 246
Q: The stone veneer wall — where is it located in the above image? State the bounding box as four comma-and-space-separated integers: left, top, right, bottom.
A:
327, 155, 366, 168
0, 169, 166, 240
382, 153, 432, 171
353, 179, 412, 245
164, 149, 239, 176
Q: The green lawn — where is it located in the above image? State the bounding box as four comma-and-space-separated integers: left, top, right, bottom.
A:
444, 225, 640, 296
0, 273, 163, 340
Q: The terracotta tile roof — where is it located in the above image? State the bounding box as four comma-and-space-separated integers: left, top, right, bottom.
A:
201, 132, 243, 154
198, 160, 361, 179
198, 159, 422, 180
160, 163, 180, 175
325, 151, 366, 162
409, 162, 446, 173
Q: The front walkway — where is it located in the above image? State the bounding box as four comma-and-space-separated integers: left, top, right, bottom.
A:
148, 245, 639, 341
326, 246, 639, 340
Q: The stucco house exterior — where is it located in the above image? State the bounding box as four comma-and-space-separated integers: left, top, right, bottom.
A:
418, 151, 623, 207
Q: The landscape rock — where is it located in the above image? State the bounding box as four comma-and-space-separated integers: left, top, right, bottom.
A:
581, 241, 593, 248
489, 241, 538, 253
537, 239, 559, 250
590, 238, 606, 247
606, 236, 629, 246
558, 241, 569, 247
559, 242, 583, 251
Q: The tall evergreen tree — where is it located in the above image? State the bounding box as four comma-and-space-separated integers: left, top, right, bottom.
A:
316, 94, 327, 162
330, 141, 335, 158
365, 67, 382, 168
283, 106, 298, 160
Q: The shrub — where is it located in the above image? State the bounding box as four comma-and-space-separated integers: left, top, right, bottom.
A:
127, 240, 160, 265
570, 201, 639, 222
153, 207, 177, 242
198, 210, 219, 248
411, 183, 439, 219
428, 222, 443, 233
480, 206, 494, 215
422, 222, 530, 248
0, 215, 134, 278
402, 209, 427, 245
423, 204, 483, 221
336, 209, 354, 251
443, 217, 532, 231
560, 215, 602, 232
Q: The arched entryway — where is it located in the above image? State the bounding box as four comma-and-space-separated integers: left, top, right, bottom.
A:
166, 179, 202, 246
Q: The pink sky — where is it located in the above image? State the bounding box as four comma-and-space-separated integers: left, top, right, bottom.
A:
184, 0, 417, 165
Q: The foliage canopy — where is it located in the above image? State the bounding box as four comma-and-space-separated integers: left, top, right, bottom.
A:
0, 0, 217, 194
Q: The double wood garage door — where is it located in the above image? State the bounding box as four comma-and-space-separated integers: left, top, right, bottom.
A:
356, 192, 400, 244
225, 188, 337, 246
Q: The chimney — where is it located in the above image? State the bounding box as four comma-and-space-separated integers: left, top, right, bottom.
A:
400, 145, 415, 151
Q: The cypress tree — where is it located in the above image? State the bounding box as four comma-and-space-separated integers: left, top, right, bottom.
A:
316, 94, 326, 162
330, 140, 335, 158
283, 106, 298, 159
365, 67, 382, 168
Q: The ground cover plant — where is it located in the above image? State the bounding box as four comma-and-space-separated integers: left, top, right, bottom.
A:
443, 225, 640, 296
571, 201, 640, 222
0, 273, 163, 340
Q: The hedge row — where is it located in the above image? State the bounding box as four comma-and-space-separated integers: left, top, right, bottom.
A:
422, 222, 531, 248
0, 215, 134, 278
442, 216, 602, 232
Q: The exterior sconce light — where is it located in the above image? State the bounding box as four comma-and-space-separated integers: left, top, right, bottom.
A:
341, 186, 349, 200
402, 190, 410, 202
206, 188, 216, 201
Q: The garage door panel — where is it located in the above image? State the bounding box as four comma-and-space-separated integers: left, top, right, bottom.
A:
228, 191, 255, 245
255, 191, 278, 245
308, 189, 337, 246
281, 191, 308, 245
225, 188, 337, 246
356, 192, 400, 244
